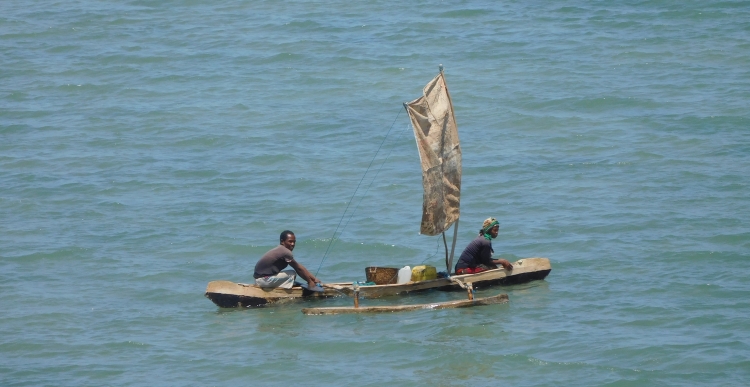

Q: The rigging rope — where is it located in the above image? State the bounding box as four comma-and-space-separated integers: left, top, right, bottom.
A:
314, 108, 406, 276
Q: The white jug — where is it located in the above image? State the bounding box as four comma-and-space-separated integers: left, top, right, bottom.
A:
397, 266, 411, 284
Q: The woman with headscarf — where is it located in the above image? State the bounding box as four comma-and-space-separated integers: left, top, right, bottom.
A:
454, 217, 513, 274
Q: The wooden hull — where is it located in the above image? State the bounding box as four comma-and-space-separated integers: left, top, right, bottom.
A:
302, 294, 509, 315
205, 257, 551, 308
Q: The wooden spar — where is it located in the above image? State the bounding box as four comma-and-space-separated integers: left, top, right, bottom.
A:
442, 232, 449, 274
302, 294, 508, 315
448, 219, 459, 274
353, 283, 360, 308
450, 277, 474, 300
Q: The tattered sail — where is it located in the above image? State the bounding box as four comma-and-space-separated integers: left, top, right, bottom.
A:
404, 71, 462, 236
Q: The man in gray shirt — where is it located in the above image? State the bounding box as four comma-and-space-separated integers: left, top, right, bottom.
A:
253, 230, 322, 291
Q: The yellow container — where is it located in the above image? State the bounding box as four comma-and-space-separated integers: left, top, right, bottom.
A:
411, 265, 437, 282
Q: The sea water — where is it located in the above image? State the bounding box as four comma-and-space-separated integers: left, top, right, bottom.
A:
1, 1, 749, 386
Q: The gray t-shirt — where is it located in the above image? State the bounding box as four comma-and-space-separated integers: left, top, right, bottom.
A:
253, 245, 296, 279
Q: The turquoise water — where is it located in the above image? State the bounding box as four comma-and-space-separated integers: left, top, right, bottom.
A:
2, 1, 749, 385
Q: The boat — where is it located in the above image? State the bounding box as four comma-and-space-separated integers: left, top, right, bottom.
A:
205, 67, 551, 309
205, 257, 550, 308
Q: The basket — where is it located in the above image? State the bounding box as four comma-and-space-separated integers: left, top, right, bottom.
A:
365, 267, 399, 285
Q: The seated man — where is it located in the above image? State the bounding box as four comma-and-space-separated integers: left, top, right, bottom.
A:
253, 230, 323, 291
454, 217, 513, 275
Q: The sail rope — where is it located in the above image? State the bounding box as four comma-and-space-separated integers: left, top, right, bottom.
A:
314, 108, 406, 276
421, 237, 444, 263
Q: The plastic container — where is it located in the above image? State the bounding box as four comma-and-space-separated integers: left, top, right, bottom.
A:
397, 266, 412, 284
411, 265, 437, 282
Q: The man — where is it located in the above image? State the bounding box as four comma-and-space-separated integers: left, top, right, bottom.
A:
253, 230, 323, 291
454, 217, 513, 275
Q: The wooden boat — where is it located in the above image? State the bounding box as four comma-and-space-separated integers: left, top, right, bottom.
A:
302, 293, 509, 315
205, 67, 552, 309
205, 257, 550, 308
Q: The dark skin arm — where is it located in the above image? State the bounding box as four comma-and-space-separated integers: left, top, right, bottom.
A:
484, 225, 513, 270
288, 260, 321, 288
492, 258, 513, 271
280, 234, 321, 287
478, 240, 513, 270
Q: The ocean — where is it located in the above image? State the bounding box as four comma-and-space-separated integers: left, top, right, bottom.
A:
1, 1, 749, 386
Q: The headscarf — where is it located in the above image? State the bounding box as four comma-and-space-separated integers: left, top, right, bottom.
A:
480, 217, 499, 241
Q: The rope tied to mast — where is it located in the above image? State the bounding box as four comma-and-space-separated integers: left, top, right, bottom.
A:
314, 107, 406, 276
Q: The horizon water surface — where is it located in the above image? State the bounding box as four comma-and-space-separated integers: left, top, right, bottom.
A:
2, 1, 750, 386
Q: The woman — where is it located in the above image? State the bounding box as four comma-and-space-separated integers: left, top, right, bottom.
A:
454, 217, 513, 274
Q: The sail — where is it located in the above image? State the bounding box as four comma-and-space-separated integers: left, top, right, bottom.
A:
404, 72, 462, 236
